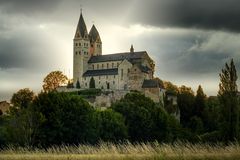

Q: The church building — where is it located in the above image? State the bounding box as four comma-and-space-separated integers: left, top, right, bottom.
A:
73, 12, 162, 102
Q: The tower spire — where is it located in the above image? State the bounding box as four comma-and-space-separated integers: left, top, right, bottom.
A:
74, 8, 88, 39
80, 4, 83, 14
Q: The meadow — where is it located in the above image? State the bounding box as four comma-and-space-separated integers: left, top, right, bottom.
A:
1, 142, 240, 160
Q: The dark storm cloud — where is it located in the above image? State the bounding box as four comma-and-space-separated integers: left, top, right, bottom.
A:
129, 0, 240, 32
164, 31, 240, 76
128, 28, 240, 79
0, 0, 60, 15
1, 0, 240, 32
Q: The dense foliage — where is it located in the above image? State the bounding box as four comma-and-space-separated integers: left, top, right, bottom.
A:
0, 59, 239, 147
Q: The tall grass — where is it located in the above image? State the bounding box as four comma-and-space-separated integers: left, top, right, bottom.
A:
1, 141, 240, 160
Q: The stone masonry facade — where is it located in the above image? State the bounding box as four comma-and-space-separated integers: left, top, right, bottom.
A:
72, 12, 163, 103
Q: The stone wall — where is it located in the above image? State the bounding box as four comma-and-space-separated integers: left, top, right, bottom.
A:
90, 90, 129, 108
82, 74, 119, 90
118, 60, 133, 90
143, 88, 165, 103
128, 65, 145, 91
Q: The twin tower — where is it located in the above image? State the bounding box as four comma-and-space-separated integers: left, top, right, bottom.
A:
73, 13, 102, 85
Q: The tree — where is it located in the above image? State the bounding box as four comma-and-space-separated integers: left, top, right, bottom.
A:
67, 80, 74, 88
42, 71, 68, 92
89, 77, 95, 88
177, 85, 195, 127
218, 59, 239, 141
0, 115, 7, 147
163, 81, 178, 95
189, 116, 204, 134
6, 105, 45, 146
112, 92, 177, 142
94, 109, 128, 141
11, 88, 35, 109
32, 92, 97, 146
112, 92, 155, 141
194, 85, 206, 119
153, 77, 164, 88
203, 96, 220, 132
76, 79, 81, 89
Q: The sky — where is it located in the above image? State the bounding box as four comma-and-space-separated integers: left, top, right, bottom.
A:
1, 0, 240, 100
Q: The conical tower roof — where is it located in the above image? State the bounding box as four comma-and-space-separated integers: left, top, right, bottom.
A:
75, 13, 88, 38
89, 24, 101, 43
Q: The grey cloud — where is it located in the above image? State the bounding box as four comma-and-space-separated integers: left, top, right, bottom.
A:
128, 0, 240, 32
1, 0, 240, 32
0, 27, 70, 72
169, 32, 240, 75
126, 28, 240, 79
0, 0, 60, 15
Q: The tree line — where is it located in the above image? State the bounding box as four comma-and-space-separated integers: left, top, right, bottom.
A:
0, 59, 239, 147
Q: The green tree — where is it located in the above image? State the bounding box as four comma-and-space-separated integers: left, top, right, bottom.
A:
11, 88, 34, 109
189, 116, 204, 134
94, 109, 128, 141
6, 105, 45, 146
0, 115, 8, 147
194, 85, 206, 119
6, 88, 45, 146
89, 77, 95, 88
112, 92, 176, 142
32, 92, 97, 146
177, 85, 195, 128
218, 59, 239, 141
203, 96, 220, 132
76, 79, 81, 89
42, 71, 68, 92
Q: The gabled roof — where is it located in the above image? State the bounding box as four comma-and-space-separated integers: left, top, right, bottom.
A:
88, 51, 146, 63
142, 79, 160, 88
89, 25, 101, 43
75, 13, 88, 38
83, 68, 118, 77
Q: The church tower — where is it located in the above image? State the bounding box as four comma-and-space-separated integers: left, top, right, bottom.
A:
89, 24, 102, 56
73, 12, 90, 87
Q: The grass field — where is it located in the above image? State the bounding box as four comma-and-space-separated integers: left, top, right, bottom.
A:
1, 142, 240, 160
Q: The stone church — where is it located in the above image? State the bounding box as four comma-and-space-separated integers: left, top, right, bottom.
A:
72, 12, 163, 103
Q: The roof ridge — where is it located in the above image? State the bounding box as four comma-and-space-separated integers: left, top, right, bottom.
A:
91, 51, 147, 57
88, 51, 147, 63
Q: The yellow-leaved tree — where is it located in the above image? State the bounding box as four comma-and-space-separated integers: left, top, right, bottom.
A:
42, 71, 68, 92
